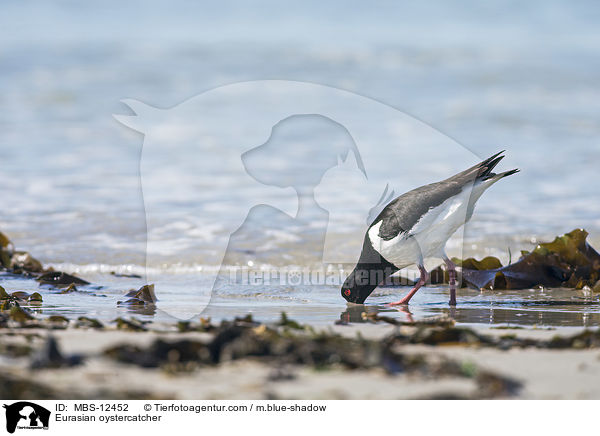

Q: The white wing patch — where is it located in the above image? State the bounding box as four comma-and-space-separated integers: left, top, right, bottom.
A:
368, 184, 480, 268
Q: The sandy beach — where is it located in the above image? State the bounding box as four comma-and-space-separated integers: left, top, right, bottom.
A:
3, 315, 600, 400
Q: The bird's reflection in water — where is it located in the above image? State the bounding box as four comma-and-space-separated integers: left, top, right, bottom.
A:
339, 303, 415, 324
339, 300, 600, 328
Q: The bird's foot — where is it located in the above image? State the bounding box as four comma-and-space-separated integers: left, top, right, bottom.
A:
386, 266, 427, 307
386, 295, 414, 306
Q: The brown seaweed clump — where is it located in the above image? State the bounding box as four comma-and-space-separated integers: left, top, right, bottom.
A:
0, 287, 43, 326
117, 284, 158, 307
0, 231, 13, 269
386, 325, 600, 350
0, 286, 43, 304
0, 230, 89, 287
29, 336, 83, 369
454, 229, 600, 290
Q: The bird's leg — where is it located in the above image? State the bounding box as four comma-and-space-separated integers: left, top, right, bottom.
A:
443, 255, 457, 306
387, 265, 428, 306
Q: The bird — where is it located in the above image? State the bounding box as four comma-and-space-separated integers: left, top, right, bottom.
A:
341, 151, 518, 306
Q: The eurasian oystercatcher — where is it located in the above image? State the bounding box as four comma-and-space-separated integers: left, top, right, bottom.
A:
341, 151, 518, 306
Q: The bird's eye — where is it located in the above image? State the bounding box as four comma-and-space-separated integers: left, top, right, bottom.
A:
343, 289, 351, 297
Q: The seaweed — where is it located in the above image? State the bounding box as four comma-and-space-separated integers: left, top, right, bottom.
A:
45, 315, 70, 327
5, 291, 43, 302
0, 371, 60, 399
0, 342, 33, 358
112, 317, 148, 331
278, 312, 305, 330
10, 251, 44, 273
110, 271, 142, 279
360, 311, 455, 328
546, 329, 600, 349
0, 230, 94, 299
29, 336, 83, 369
475, 370, 523, 398
0, 293, 41, 327
75, 316, 104, 329
9, 305, 36, 323
37, 271, 90, 288
176, 318, 213, 332
60, 284, 78, 293
0, 233, 44, 275
454, 256, 503, 271
0, 288, 43, 316
104, 339, 211, 369
117, 285, 157, 316
0, 231, 13, 269
391, 327, 496, 347
0, 231, 11, 249
453, 229, 600, 290
386, 325, 600, 350
99, 315, 522, 397
29, 292, 43, 302
117, 284, 157, 307
0, 369, 158, 400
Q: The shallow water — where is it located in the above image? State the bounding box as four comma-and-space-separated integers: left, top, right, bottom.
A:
2, 1, 600, 327
5, 270, 600, 328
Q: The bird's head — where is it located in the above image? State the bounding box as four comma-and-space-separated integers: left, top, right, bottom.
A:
341, 233, 397, 304
341, 267, 378, 304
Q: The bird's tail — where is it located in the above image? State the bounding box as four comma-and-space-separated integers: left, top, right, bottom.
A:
465, 152, 519, 204
489, 167, 520, 180
471, 151, 519, 182
477, 167, 520, 194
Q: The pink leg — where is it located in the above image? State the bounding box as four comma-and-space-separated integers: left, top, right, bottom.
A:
387, 265, 428, 306
444, 256, 457, 306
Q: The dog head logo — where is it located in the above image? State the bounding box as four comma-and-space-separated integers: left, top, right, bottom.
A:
3, 402, 50, 433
